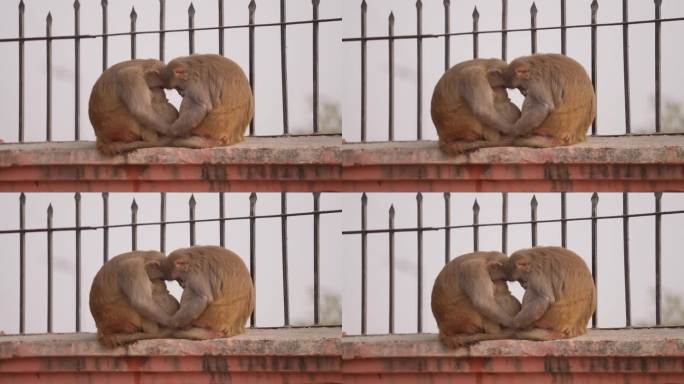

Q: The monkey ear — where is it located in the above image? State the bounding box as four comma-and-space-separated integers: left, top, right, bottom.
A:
515, 259, 531, 272
145, 260, 164, 279
486, 260, 505, 278
174, 259, 190, 271
144, 69, 164, 88
486, 69, 505, 87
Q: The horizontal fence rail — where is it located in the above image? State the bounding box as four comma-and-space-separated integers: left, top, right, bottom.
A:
344, 0, 682, 142
2, 0, 342, 142
2, 192, 341, 334
344, 192, 680, 335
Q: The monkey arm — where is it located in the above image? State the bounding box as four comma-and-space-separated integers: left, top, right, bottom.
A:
459, 261, 515, 328
167, 93, 212, 137
119, 271, 173, 327
512, 87, 555, 136
458, 68, 516, 134
116, 69, 174, 136
512, 287, 555, 329
169, 278, 214, 328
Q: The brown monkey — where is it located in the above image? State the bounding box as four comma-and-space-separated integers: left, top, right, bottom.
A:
160, 54, 254, 149
89, 251, 179, 347
503, 53, 596, 147
149, 245, 255, 340
88, 59, 179, 155
431, 251, 521, 348
431, 59, 521, 155
504, 246, 597, 340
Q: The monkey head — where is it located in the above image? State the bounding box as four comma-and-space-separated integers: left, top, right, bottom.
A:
486, 258, 507, 281
502, 59, 533, 96
161, 58, 195, 97
504, 252, 534, 289
146, 251, 192, 288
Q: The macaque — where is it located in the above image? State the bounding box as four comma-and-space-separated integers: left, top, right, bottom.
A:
503, 53, 596, 147
88, 59, 179, 155
431, 251, 521, 348
148, 245, 255, 340
160, 54, 254, 149
504, 246, 597, 340
89, 251, 179, 347
431, 59, 521, 155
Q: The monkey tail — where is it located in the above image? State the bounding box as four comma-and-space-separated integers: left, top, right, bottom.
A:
98, 331, 170, 348
439, 331, 514, 349
439, 139, 511, 155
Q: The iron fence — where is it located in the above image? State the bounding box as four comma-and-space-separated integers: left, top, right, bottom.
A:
342, 192, 684, 335
0, 192, 341, 334
1, 0, 342, 142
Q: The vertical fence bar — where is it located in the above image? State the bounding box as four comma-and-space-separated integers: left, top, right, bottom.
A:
501, 0, 507, 61
623, 192, 631, 326
46, 13, 52, 141
530, 3, 537, 54
130, 7, 136, 59
360, 0, 367, 142
47, 204, 53, 333
444, 192, 451, 265
248, 0, 256, 136
18, 1, 24, 142
416, 0, 423, 140
249, 192, 257, 327
313, 192, 321, 324
444, 0, 450, 71
531, 196, 538, 246
19, 193, 25, 333
560, 0, 566, 54
75, 192, 81, 331
561, 193, 567, 247
219, 193, 226, 247
473, 199, 480, 252
654, 0, 661, 133
655, 192, 662, 325
622, 0, 631, 133
159, 0, 165, 61
388, 12, 395, 141
102, 192, 109, 263
74, 0, 81, 139
281, 192, 289, 326
189, 195, 196, 246
472, 7, 479, 59
160, 193, 166, 253
101, 0, 108, 70
131, 199, 138, 251
416, 192, 423, 332
280, 0, 289, 134
188, 4, 195, 54
218, 0, 225, 55
591, 192, 598, 328
360, 193, 367, 334
388, 204, 395, 334
502, 193, 508, 254
312, 0, 320, 133
590, 0, 598, 135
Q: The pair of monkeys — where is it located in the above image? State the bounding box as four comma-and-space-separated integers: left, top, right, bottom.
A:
431, 246, 596, 348
89, 245, 254, 347
89, 54, 254, 155
431, 53, 597, 154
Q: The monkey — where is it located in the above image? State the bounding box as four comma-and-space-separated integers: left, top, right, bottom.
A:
431, 58, 522, 155
431, 251, 521, 348
89, 250, 180, 347
159, 54, 255, 149
502, 53, 596, 148
504, 246, 597, 341
88, 59, 179, 155
147, 245, 255, 340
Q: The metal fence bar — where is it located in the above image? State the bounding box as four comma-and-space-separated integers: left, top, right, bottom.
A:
75, 192, 82, 331
312, 0, 320, 134
502, 193, 508, 254
102, 192, 109, 262
248, 0, 256, 136
189, 195, 196, 246
501, 0, 507, 61
160, 193, 166, 253
388, 204, 395, 334
416, 193, 423, 332
531, 195, 538, 246
622, 0, 631, 134
590, 0, 598, 135
561, 192, 567, 248
444, 0, 450, 71
19, 193, 25, 333
655, 192, 662, 325
473, 199, 480, 251
188, 3, 195, 54
74, 0, 80, 140
46, 13, 52, 141
249, 192, 257, 327
530, 3, 537, 53
623, 192, 631, 326
361, 193, 367, 334
18, 1, 24, 142
560, 0, 566, 54
47, 204, 53, 333
654, 0, 662, 133
130, 7, 137, 59
219, 193, 226, 247
388, 12, 394, 141
591, 192, 599, 328
159, 0, 165, 61
281, 192, 289, 326
313, 192, 321, 325
472, 7, 479, 58
218, 0, 225, 55
416, 0, 423, 140
280, 0, 289, 134
360, 1, 367, 142
131, 199, 138, 251
444, 192, 450, 265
